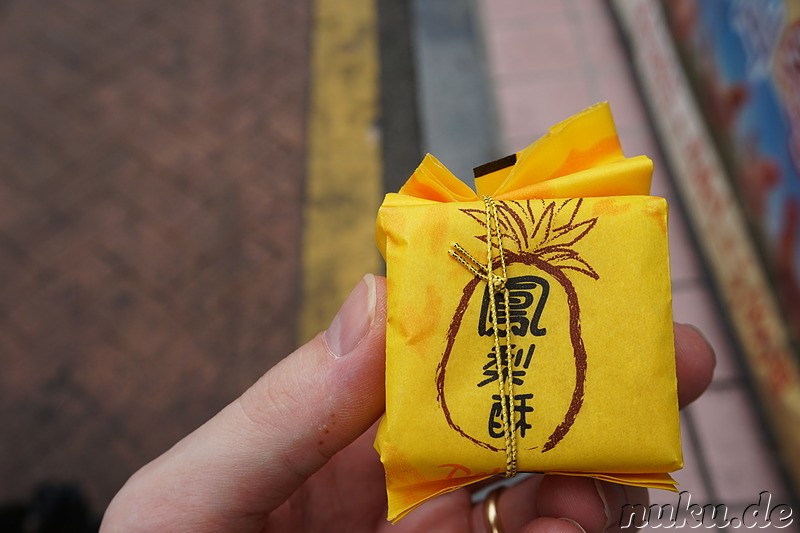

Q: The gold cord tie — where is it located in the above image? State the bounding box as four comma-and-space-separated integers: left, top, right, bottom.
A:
449, 195, 517, 477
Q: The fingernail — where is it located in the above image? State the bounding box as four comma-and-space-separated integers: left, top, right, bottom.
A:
679, 322, 717, 366
324, 274, 377, 358
558, 517, 587, 533
594, 480, 626, 532
680, 322, 709, 344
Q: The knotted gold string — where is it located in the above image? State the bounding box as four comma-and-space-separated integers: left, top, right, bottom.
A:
449, 195, 517, 477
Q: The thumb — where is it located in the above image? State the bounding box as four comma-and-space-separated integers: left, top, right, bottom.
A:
102, 274, 387, 532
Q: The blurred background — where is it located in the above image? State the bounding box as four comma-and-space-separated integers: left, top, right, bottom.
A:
0, 0, 798, 530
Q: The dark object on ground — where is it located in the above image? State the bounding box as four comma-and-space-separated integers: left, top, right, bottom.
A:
0, 483, 99, 533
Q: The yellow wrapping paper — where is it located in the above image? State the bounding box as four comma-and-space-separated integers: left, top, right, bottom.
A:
374, 103, 682, 522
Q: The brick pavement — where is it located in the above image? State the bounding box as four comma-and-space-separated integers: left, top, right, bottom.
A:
0, 0, 310, 509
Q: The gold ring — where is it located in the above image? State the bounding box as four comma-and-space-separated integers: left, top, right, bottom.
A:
483, 487, 505, 533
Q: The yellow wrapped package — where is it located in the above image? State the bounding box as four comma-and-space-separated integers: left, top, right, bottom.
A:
374, 103, 682, 522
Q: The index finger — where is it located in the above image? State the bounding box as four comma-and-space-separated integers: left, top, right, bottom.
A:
674, 322, 716, 408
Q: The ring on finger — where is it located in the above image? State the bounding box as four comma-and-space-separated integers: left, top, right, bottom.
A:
483, 486, 505, 533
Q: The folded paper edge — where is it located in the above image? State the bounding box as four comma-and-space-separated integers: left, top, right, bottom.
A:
386, 471, 680, 522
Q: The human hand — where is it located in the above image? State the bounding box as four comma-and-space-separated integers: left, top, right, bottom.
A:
100, 274, 715, 533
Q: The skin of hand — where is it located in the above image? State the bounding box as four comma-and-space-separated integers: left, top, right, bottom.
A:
100, 273, 715, 533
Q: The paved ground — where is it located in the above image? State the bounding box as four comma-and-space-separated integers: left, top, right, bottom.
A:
0, 0, 310, 510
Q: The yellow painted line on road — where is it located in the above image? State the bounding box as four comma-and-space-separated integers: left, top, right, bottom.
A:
301, 0, 382, 343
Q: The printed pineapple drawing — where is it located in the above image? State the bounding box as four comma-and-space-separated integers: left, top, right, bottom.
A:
436, 198, 599, 453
